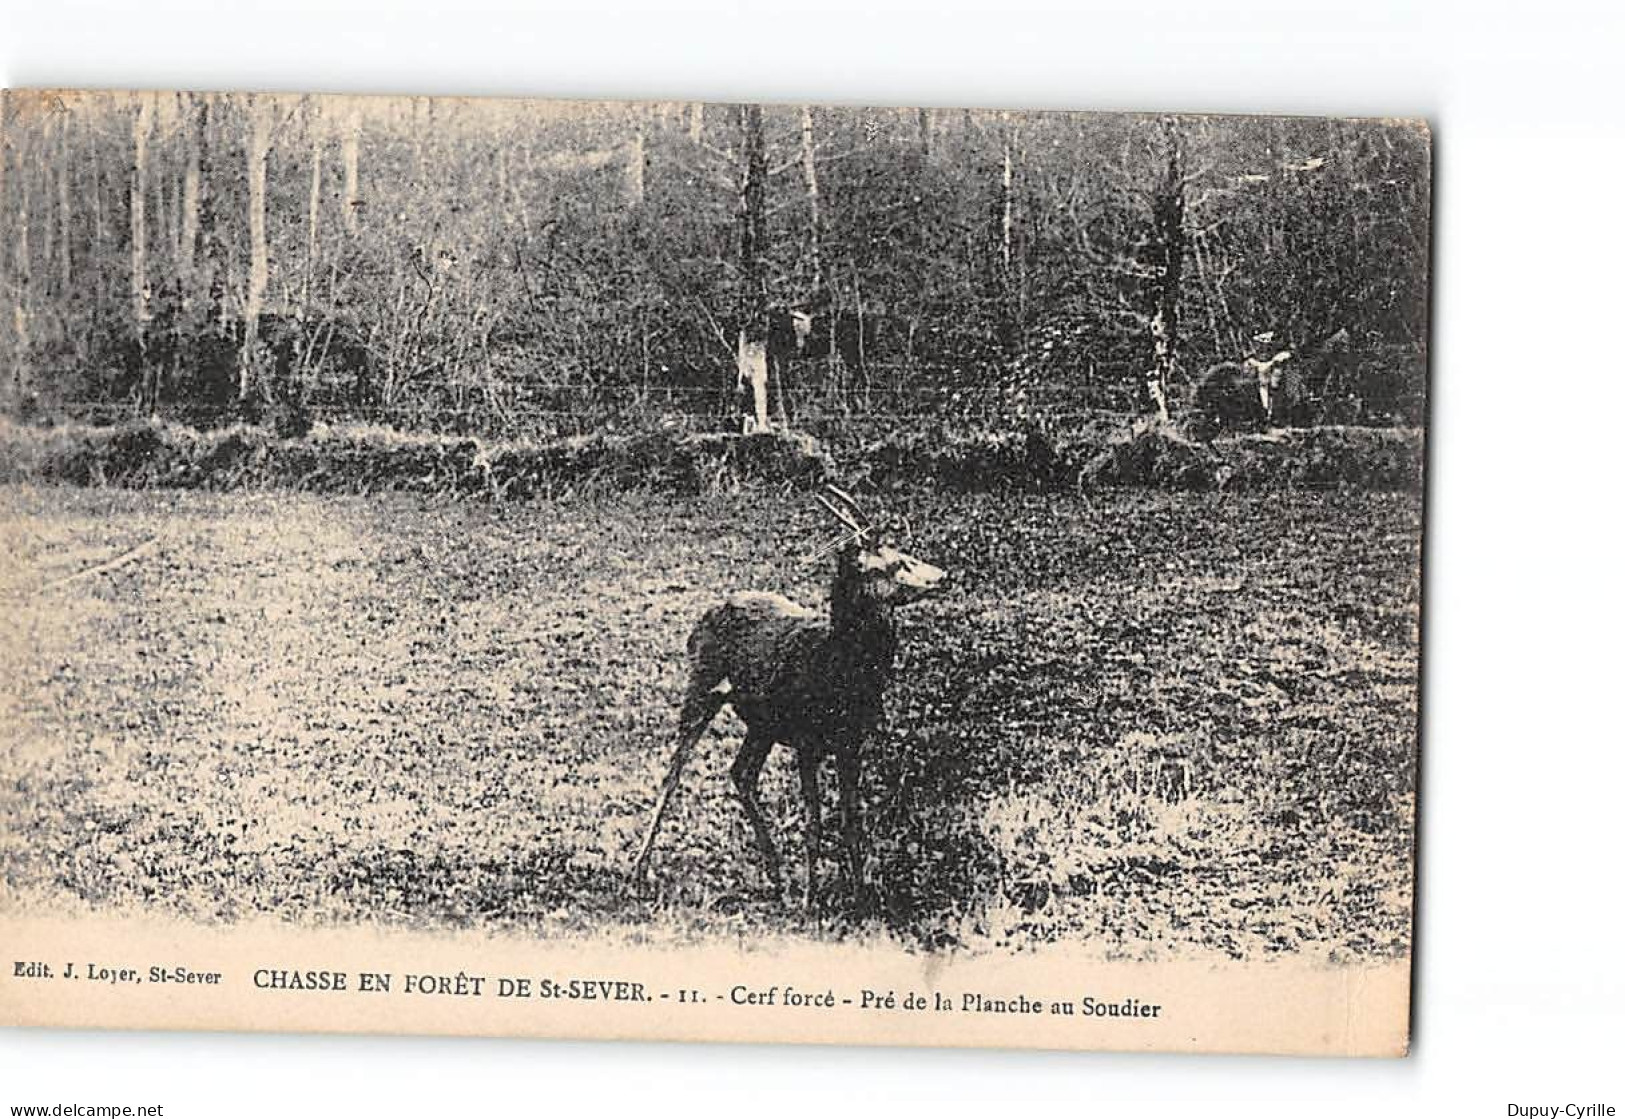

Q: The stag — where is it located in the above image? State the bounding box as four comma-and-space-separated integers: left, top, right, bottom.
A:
631, 486, 946, 903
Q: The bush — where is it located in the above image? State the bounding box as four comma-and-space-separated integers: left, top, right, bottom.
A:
1081, 423, 1228, 491
1219, 427, 1424, 491
858, 425, 1119, 492
0, 416, 1421, 497
0, 418, 833, 498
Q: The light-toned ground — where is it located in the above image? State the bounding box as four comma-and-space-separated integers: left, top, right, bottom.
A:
0, 484, 1420, 959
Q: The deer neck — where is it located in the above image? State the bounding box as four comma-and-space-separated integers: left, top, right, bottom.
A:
831, 556, 898, 678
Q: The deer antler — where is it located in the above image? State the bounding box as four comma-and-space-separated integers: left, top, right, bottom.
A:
814, 493, 868, 541
824, 484, 870, 527
803, 531, 856, 566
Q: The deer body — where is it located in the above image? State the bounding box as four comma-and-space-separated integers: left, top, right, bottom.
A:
631, 490, 943, 902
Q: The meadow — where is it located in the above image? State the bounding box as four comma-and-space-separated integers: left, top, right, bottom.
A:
0, 482, 1420, 960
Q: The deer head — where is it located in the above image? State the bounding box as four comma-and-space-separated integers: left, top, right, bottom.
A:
815, 485, 946, 607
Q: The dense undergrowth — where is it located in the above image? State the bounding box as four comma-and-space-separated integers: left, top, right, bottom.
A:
0, 416, 1424, 496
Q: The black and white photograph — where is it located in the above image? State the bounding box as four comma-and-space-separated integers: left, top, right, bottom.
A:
0, 89, 1426, 1054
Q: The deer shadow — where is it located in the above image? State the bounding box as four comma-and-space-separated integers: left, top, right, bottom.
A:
858, 607, 1070, 947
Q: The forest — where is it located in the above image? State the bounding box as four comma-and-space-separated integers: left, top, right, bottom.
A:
0, 92, 1429, 443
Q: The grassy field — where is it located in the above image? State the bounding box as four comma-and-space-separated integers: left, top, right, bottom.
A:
0, 483, 1420, 960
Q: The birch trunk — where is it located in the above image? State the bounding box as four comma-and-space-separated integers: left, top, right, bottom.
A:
88, 116, 107, 310
178, 94, 200, 293
130, 93, 151, 368
39, 117, 55, 290
151, 150, 166, 278
997, 113, 1020, 353
999, 115, 1015, 277
58, 111, 74, 290
734, 103, 770, 432
305, 111, 323, 313
6, 123, 29, 398
342, 105, 361, 236
1148, 119, 1186, 423
195, 94, 228, 325
800, 106, 823, 296
240, 98, 271, 401
624, 120, 645, 207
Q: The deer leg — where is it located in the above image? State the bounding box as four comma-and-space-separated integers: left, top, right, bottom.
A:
836, 750, 864, 900
730, 731, 783, 891
796, 746, 822, 907
632, 689, 724, 883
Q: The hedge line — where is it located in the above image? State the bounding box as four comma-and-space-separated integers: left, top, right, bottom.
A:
0, 417, 1423, 497
852, 423, 1423, 492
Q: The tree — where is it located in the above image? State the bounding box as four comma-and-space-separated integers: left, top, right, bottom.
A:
304, 98, 324, 314
997, 112, 1018, 348
130, 92, 152, 408
799, 105, 824, 303
735, 103, 770, 432
2, 101, 25, 403
193, 94, 226, 324
240, 95, 271, 402
177, 92, 200, 291
1144, 118, 1187, 423
341, 104, 361, 237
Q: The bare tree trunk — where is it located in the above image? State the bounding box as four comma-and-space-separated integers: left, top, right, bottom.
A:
304, 107, 323, 313
5, 121, 29, 400
688, 102, 704, 144
0, 97, 8, 289
164, 120, 182, 268
87, 117, 107, 312
88, 127, 105, 249
1147, 310, 1172, 423
166, 110, 182, 266
178, 94, 200, 295
240, 97, 271, 402
1148, 118, 1186, 423
39, 117, 55, 292
130, 92, 152, 405
623, 116, 645, 207
57, 111, 74, 291
798, 105, 830, 404
735, 104, 769, 432
1000, 117, 1014, 278
151, 147, 166, 281
901, 109, 933, 374
0, 107, 10, 398
997, 113, 1021, 354
341, 105, 361, 236
194, 94, 228, 327
799, 106, 823, 297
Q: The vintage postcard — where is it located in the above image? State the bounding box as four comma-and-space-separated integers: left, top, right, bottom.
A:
0, 89, 1427, 1056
